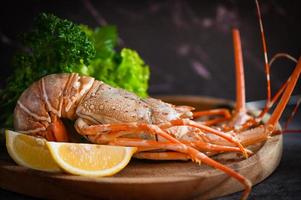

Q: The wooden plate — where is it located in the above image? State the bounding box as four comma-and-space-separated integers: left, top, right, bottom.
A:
0, 96, 282, 200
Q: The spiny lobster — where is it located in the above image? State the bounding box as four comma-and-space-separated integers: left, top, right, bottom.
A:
13, 1, 301, 199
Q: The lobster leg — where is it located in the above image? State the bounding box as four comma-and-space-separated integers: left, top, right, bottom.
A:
258, 54, 298, 119
193, 108, 231, 125
134, 152, 190, 161
159, 119, 248, 158
108, 137, 252, 155
75, 118, 251, 154
76, 118, 248, 156
193, 140, 253, 155
209, 125, 269, 148
109, 138, 190, 160
111, 138, 191, 160
46, 114, 69, 142
267, 56, 301, 128
75, 119, 251, 199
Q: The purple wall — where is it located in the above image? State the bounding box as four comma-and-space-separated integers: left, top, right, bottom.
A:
0, 0, 300, 101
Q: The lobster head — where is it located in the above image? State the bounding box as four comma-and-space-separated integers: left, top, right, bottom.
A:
75, 81, 193, 125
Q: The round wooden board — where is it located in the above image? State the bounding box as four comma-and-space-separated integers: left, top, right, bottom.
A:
0, 96, 282, 200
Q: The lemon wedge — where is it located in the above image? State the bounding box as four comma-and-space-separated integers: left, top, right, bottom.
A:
5, 130, 61, 172
47, 142, 137, 177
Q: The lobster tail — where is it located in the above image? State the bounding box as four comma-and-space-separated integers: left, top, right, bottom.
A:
14, 73, 95, 140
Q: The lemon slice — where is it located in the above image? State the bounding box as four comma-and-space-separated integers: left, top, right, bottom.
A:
5, 130, 61, 172
47, 142, 137, 176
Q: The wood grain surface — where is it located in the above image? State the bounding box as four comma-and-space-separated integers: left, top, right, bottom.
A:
0, 96, 283, 200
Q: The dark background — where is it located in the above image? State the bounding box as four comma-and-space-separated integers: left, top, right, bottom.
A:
1, 0, 300, 100
0, 0, 301, 199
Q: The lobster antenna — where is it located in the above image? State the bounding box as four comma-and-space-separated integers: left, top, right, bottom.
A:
232, 29, 246, 114
258, 53, 300, 132
269, 53, 298, 66
258, 53, 298, 118
269, 54, 300, 132
267, 57, 301, 127
255, 0, 271, 111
